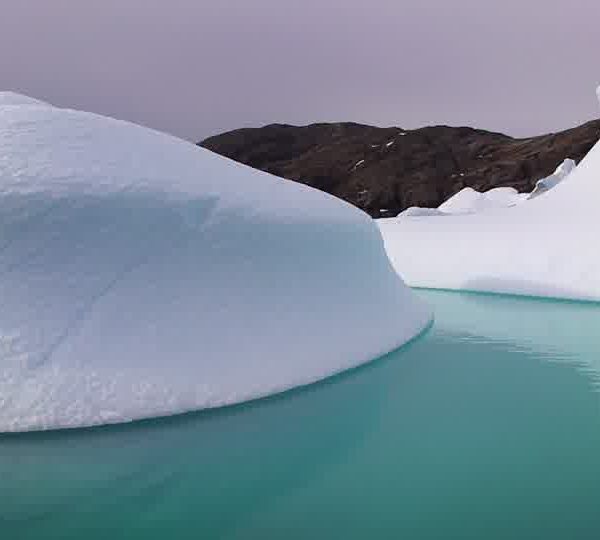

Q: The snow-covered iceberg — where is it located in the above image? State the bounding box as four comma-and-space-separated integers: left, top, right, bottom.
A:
438, 186, 528, 214
379, 136, 600, 301
0, 94, 431, 432
399, 207, 447, 217
527, 159, 576, 199
398, 159, 576, 218
398, 187, 525, 217
399, 187, 527, 217
0, 91, 50, 108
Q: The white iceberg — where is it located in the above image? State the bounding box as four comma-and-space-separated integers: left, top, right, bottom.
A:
379, 135, 600, 300
398, 159, 576, 219
398, 187, 527, 218
527, 159, 576, 199
399, 207, 447, 217
438, 186, 528, 214
397, 187, 530, 219
0, 94, 431, 432
0, 91, 50, 108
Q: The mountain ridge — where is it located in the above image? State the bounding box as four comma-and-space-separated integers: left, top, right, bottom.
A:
199, 119, 600, 217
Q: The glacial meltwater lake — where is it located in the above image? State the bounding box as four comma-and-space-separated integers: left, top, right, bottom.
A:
2, 289, 600, 539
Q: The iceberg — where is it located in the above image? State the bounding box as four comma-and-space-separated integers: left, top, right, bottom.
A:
0, 94, 431, 432
437, 186, 528, 214
527, 159, 576, 199
379, 135, 600, 300
397, 189, 523, 218
398, 159, 576, 218
399, 207, 447, 217
398, 188, 527, 217
0, 92, 50, 108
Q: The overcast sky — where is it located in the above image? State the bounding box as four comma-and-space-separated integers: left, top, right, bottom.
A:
1, 0, 599, 141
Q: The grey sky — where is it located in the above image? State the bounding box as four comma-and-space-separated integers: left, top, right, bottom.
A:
1, 0, 599, 141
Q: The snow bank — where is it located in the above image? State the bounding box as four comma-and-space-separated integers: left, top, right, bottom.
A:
0, 94, 431, 432
379, 137, 600, 301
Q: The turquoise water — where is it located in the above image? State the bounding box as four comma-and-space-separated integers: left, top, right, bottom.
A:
2, 290, 600, 539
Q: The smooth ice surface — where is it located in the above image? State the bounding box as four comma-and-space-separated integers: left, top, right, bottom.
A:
379, 135, 600, 300
0, 95, 431, 432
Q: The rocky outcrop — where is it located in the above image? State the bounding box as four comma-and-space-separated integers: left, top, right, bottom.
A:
199, 120, 600, 217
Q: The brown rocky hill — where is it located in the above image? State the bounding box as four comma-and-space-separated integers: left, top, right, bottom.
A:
199, 120, 600, 218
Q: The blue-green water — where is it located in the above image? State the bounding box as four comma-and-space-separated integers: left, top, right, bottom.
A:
2, 290, 600, 539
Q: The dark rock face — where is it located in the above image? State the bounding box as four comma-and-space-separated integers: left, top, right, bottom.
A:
199, 120, 600, 218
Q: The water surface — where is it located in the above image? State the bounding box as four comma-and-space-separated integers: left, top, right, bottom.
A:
2, 290, 600, 539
